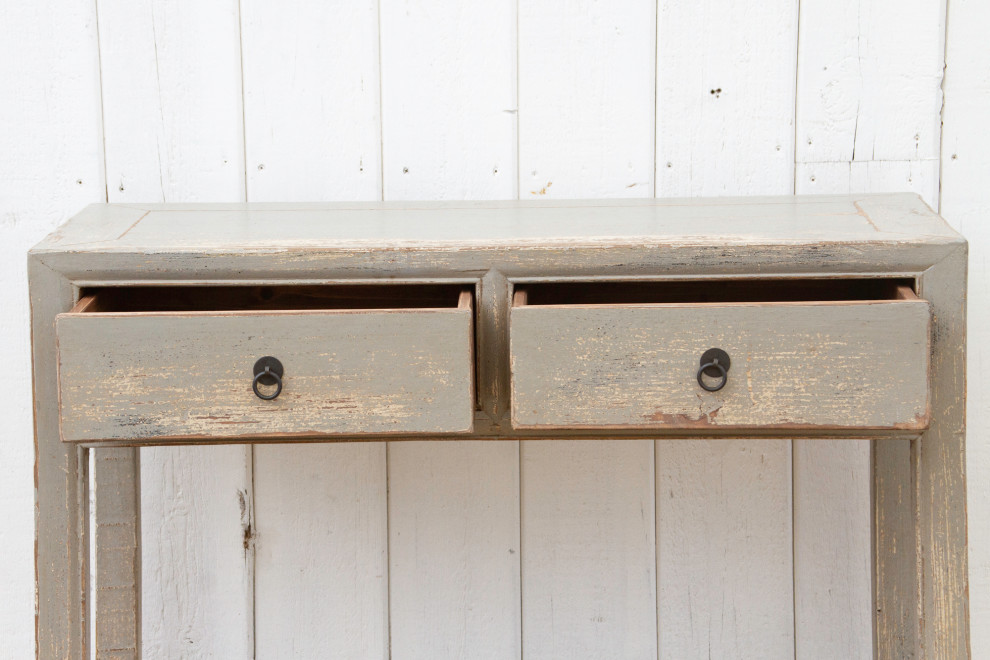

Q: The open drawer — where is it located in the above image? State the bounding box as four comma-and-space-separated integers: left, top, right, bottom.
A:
510, 279, 931, 432
56, 284, 475, 442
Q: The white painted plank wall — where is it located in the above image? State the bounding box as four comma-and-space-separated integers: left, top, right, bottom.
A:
242, 0, 382, 201
794, 0, 945, 207
518, 0, 655, 198
96, 1, 255, 656
656, 0, 797, 196
657, 441, 793, 658
5, 0, 990, 657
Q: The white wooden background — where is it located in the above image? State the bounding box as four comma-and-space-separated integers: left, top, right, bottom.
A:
0, 0, 987, 658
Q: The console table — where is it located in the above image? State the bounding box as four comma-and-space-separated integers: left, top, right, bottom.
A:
30, 194, 969, 658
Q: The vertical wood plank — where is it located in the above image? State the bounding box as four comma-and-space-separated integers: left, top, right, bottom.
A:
518, 0, 656, 198
96, 1, 253, 656
252, 444, 388, 659
29, 264, 90, 660
915, 250, 969, 658
518, 4, 657, 656
794, 440, 872, 660
795, 0, 945, 202
241, 0, 382, 201
656, 440, 793, 659
379, 2, 521, 656
656, 0, 797, 196
98, 0, 245, 200
941, 0, 990, 654
522, 441, 657, 660
94, 449, 140, 660
381, 0, 516, 199
872, 437, 919, 659
2, 0, 104, 656
388, 442, 520, 660
240, 2, 389, 655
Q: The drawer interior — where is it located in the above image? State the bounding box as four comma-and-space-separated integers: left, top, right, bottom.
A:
73, 283, 472, 314
513, 277, 918, 307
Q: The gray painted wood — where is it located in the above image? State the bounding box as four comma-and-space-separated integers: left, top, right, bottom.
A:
29, 257, 89, 659
511, 300, 930, 430
56, 305, 475, 442
29, 194, 969, 659
94, 448, 140, 660
33, 194, 960, 252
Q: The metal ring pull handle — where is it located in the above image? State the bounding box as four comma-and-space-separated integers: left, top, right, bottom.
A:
696, 348, 731, 392
252, 356, 284, 400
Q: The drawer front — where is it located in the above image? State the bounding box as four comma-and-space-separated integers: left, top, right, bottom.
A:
510, 301, 930, 430
57, 308, 474, 441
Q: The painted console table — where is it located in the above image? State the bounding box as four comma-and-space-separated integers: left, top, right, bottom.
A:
30, 194, 968, 658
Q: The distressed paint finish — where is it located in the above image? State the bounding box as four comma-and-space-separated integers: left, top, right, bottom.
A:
30, 259, 89, 660
56, 306, 475, 442
93, 448, 140, 660
511, 301, 930, 430
30, 195, 969, 659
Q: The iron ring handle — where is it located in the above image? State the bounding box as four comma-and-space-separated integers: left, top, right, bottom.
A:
696, 359, 728, 392
252, 366, 283, 400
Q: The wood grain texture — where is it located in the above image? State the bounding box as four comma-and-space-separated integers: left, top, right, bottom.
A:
795, 0, 944, 165
241, 0, 381, 201
139, 446, 254, 659
794, 439, 872, 659
94, 448, 140, 660
656, 440, 794, 659
794, 0, 945, 209
940, 0, 990, 654
511, 301, 930, 429
29, 261, 89, 660
518, 0, 656, 198
380, 0, 516, 199
656, 0, 797, 196
56, 307, 475, 441
388, 441, 521, 660
873, 437, 919, 658
253, 443, 388, 659
521, 440, 657, 659
96, 0, 245, 201
915, 248, 969, 658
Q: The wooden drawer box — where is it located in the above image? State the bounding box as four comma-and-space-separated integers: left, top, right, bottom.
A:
56, 284, 475, 442
510, 279, 931, 431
